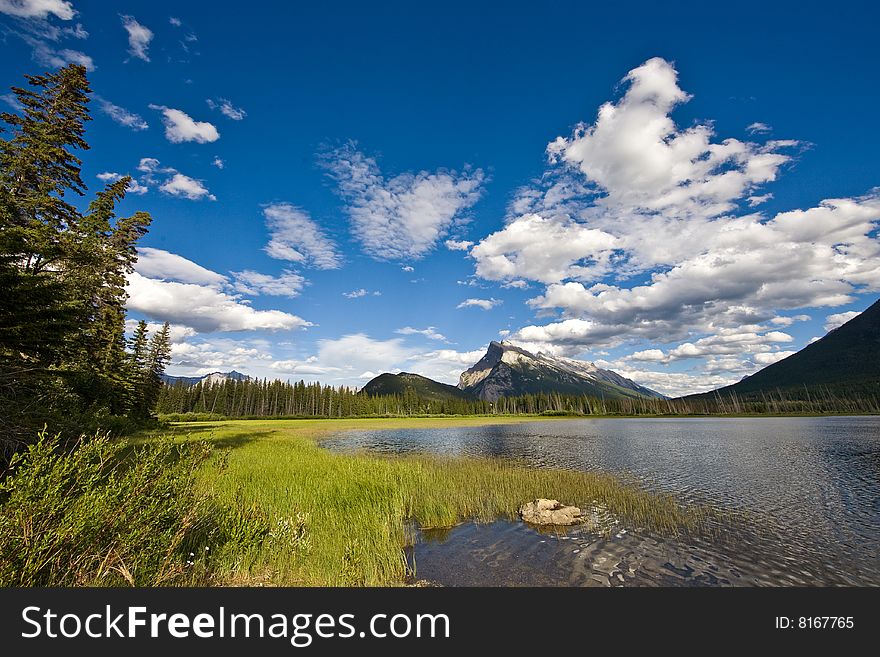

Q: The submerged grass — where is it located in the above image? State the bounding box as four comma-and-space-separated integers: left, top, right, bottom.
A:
142, 418, 713, 586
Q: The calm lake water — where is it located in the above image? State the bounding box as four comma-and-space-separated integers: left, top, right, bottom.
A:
323, 417, 880, 586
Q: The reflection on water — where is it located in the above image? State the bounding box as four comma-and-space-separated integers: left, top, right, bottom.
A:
323, 417, 880, 586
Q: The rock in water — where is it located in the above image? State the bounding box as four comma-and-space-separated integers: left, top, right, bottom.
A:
519, 499, 583, 526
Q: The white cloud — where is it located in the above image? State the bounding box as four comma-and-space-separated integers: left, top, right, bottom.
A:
170, 338, 274, 372
752, 351, 796, 365
24, 36, 94, 71
404, 348, 487, 384
125, 271, 311, 333
747, 193, 773, 207
625, 328, 794, 364
604, 366, 741, 398
206, 97, 246, 120
121, 15, 153, 62
0, 0, 73, 19
321, 143, 485, 260
823, 311, 860, 332
313, 334, 417, 379
457, 298, 501, 310
465, 58, 880, 377
95, 96, 148, 131
746, 122, 772, 135
546, 57, 793, 220
343, 289, 367, 299
134, 247, 227, 286
149, 105, 220, 143
211, 156, 224, 169
169, 17, 181, 27
401, 265, 414, 272
471, 213, 618, 284
125, 319, 197, 345
263, 203, 342, 269
159, 173, 216, 201
96, 172, 148, 195
137, 157, 161, 173
395, 326, 447, 341
445, 239, 473, 251
231, 270, 306, 298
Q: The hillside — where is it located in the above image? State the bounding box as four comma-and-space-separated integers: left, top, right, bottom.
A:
459, 341, 664, 402
692, 298, 880, 401
362, 372, 474, 401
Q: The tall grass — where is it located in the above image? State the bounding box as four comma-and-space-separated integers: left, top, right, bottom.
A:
0, 430, 270, 586
169, 419, 712, 586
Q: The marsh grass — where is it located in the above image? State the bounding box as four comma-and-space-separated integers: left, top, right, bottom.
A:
149, 418, 714, 586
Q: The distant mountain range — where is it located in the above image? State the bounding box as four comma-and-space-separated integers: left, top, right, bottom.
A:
688, 297, 880, 401
163, 299, 879, 403
161, 370, 250, 386
363, 341, 664, 402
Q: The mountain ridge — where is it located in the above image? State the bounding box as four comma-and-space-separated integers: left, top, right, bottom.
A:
361, 372, 473, 401
689, 297, 880, 401
458, 341, 664, 402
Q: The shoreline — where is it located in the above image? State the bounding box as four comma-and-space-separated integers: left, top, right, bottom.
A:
147, 418, 714, 586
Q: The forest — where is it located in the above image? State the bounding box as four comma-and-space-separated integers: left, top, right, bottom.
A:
157, 376, 880, 420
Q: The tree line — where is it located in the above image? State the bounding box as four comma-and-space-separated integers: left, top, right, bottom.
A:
157, 376, 880, 420
0, 65, 169, 459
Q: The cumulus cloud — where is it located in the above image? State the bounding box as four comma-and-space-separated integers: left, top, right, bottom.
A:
263, 203, 342, 269
0, 0, 74, 19
125, 271, 311, 333
626, 328, 793, 364
206, 97, 246, 120
321, 143, 485, 260
445, 239, 473, 251
464, 57, 880, 393
94, 96, 148, 131
149, 105, 220, 143
159, 172, 216, 201
121, 15, 153, 62
211, 156, 224, 169
823, 310, 861, 332
312, 334, 417, 380
134, 247, 227, 286
457, 298, 501, 310
472, 213, 618, 284
231, 270, 306, 298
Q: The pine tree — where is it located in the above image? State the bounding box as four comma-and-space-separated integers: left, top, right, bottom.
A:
0, 64, 153, 451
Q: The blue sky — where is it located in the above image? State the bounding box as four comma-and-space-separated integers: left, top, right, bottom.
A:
2, 0, 879, 395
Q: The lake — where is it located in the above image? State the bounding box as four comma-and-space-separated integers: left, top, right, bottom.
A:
323, 416, 880, 586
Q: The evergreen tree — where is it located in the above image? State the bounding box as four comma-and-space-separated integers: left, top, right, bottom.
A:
0, 64, 153, 452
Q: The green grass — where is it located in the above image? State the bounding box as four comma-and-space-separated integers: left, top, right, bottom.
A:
141, 417, 712, 586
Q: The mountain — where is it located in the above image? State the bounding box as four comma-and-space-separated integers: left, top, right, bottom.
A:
362, 372, 473, 401
161, 370, 250, 386
458, 341, 664, 402
692, 298, 880, 401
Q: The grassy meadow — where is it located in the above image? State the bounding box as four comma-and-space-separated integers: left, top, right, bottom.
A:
133, 417, 713, 586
